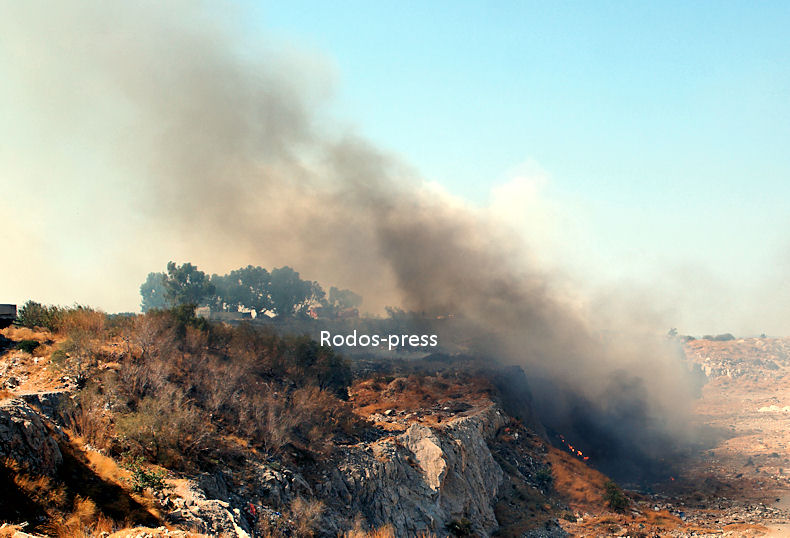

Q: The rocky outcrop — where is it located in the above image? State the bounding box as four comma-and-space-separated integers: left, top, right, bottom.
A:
19, 390, 73, 427
0, 398, 62, 475
250, 462, 313, 507
166, 480, 252, 538
318, 405, 508, 537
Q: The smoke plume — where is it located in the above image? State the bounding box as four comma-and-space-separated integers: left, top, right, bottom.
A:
1, 1, 700, 480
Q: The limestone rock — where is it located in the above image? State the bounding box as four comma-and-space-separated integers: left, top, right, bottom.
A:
0, 398, 62, 475
167, 480, 251, 538
320, 405, 507, 537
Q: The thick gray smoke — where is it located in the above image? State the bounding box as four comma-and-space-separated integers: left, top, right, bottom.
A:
1, 1, 699, 479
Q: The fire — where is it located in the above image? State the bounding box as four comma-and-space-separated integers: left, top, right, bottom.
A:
558, 434, 590, 461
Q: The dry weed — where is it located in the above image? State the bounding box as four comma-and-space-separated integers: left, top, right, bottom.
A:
290, 497, 324, 536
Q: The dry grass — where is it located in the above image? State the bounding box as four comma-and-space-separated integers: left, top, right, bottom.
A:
3, 458, 68, 508
290, 497, 324, 537
79, 442, 129, 485
58, 308, 105, 338
1, 326, 56, 342
546, 446, 608, 508
342, 523, 396, 538
350, 374, 493, 418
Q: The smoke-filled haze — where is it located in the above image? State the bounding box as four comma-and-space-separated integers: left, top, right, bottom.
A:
1, 0, 789, 478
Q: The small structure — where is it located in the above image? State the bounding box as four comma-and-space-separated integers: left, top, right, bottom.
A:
0, 304, 16, 329
195, 306, 252, 322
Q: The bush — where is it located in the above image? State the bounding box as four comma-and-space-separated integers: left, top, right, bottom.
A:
49, 349, 69, 371
16, 301, 106, 338
115, 387, 213, 468
58, 306, 105, 338
71, 382, 114, 451
51, 337, 100, 383
123, 455, 168, 494
17, 301, 63, 331
290, 497, 324, 537
535, 467, 554, 489
287, 337, 353, 398
15, 339, 40, 353
603, 480, 630, 513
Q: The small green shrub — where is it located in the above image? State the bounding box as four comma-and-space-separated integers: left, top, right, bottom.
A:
603, 480, 630, 513
17, 301, 63, 331
535, 467, 554, 489
123, 455, 168, 494
15, 339, 40, 353
49, 349, 69, 370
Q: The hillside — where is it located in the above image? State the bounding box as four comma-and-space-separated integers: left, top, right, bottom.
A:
2, 313, 790, 536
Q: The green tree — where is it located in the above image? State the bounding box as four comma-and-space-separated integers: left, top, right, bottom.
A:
212, 265, 272, 316
140, 272, 168, 312
269, 266, 324, 318
328, 286, 362, 310
210, 273, 236, 311
163, 262, 215, 307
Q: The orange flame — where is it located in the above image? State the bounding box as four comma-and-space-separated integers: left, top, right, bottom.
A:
558, 434, 589, 462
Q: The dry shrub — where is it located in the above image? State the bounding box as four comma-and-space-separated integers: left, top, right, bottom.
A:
290, 497, 324, 537
44, 495, 102, 538
239, 389, 298, 455
255, 518, 290, 538
59, 306, 105, 338
2, 326, 44, 341
114, 356, 170, 403
72, 385, 114, 451
4, 457, 68, 508
343, 521, 396, 538
53, 308, 108, 380
239, 386, 364, 455
115, 386, 213, 468
291, 386, 364, 447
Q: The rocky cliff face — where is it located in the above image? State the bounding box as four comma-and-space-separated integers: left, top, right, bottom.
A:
313, 405, 507, 536
0, 398, 62, 476
1, 391, 559, 537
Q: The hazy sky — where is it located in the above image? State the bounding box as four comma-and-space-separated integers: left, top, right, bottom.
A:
253, 0, 790, 334
1, 1, 788, 335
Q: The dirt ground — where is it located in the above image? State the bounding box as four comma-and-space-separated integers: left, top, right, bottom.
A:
680, 338, 790, 536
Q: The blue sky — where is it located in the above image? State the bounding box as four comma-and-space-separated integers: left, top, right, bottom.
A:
248, 1, 790, 331
256, 1, 789, 198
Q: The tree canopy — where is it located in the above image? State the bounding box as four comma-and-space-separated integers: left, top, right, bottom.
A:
140, 262, 352, 318
211, 265, 272, 316
269, 266, 324, 318
140, 272, 168, 312
161, 262, 215, 307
